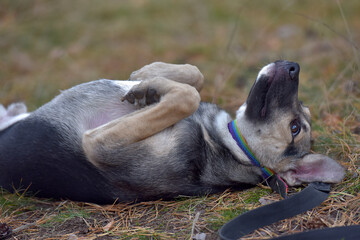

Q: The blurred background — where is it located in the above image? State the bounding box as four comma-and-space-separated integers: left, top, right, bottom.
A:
1, 1, 359, 238
0, 0, 359, 118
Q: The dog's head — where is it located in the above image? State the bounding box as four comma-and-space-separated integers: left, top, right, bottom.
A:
236, 60, 345, 186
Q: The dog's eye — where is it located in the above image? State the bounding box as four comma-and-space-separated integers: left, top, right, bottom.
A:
290, 120, 301, 136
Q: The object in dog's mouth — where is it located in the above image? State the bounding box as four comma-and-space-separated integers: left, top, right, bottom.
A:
0, 60, 345, 203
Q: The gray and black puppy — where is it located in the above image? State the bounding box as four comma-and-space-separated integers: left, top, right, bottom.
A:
0, 61, 344, 203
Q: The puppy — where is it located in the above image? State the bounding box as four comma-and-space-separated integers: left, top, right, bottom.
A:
0, 61, 345, 203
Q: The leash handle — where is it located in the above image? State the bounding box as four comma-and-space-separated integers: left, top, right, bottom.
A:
219, 182, 330, 240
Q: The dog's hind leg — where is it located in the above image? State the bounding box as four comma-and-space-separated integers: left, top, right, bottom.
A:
82, 77, 200, 168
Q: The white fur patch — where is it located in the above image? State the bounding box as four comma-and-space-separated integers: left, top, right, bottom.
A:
0, 113, 30, 131
214, 111, 231, 132
215, 110, 251, 164
113, 80, 141, 92
256, 63, 275, 82
236, 103, 247, 119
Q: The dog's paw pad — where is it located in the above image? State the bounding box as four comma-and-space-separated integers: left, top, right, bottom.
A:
133, 90, 145, 99
122, 92, 136, 104
145, 88, 160, 105
122, 87, 160, 107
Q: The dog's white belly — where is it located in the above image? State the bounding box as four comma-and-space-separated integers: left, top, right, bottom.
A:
84, 105, 136, 130
83, 80, 142, 130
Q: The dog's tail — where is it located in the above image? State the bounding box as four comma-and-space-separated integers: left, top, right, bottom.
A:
0, 102, 28, 130
0, 102, 27, 118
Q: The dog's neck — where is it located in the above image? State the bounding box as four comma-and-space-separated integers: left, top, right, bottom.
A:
227, 120, 275, 179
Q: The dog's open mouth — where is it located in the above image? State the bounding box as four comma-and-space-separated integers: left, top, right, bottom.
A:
245, 60, 300, 122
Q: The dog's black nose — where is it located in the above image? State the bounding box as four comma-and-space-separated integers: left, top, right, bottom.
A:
285, 62, 300, 80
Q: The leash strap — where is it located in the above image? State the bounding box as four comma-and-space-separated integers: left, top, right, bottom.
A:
219, 182, 332, 240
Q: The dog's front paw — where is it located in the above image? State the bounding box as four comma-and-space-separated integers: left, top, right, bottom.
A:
121, 82, 160, 107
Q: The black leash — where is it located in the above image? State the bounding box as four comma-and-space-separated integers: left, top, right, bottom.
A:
218, 182, 360, 240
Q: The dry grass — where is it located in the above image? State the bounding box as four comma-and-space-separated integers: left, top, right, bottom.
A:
1, 185, 359, 239
1, 0, 359, 239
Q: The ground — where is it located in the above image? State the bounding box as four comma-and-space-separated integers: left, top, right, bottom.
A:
0, 0, 359, 239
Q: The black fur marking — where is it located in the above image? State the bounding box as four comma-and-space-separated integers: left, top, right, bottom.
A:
0, 118, 115, 204
245, 75, 269, 121
283, 143, 298, 157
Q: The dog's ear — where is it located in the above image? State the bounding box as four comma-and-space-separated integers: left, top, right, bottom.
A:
279, 154, 345, 186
